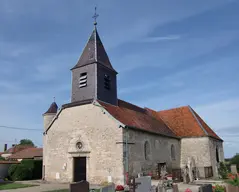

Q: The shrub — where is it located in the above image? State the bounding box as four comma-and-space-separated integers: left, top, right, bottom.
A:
218, 162, 228, 179
21, 160, 42, 179
8, 164, 18, 180
212, 184, 225, 192
8, 160, 42, 181
10, 164, 33, 181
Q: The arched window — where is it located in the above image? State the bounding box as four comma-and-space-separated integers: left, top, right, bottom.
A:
171, 144, 176, 160
216, 148, 220, 162
144, 141, 150, 160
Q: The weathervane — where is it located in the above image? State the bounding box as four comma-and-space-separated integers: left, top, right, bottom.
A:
92, 6, 99, 26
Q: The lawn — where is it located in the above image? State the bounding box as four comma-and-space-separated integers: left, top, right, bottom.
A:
0, 183, 38, 190
43, 190, 69, 192
44, 189, 100, 192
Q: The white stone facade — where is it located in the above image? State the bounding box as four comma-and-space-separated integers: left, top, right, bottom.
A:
43, 103, 124, 184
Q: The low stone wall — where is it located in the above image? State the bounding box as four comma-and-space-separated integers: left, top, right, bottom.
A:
0, 161, 20, 179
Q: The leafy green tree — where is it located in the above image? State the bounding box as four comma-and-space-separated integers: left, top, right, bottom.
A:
231, 154, 239, 165
19, 139, 35, 147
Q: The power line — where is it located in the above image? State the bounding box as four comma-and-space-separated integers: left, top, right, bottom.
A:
0, 125, 42, 131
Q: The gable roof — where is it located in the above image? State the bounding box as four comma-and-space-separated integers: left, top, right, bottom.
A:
9, 148, 42, 159
98, 99, 178, 138
2, 145, 33, 154
72, 27, 117, 73
157, 106, 222, 141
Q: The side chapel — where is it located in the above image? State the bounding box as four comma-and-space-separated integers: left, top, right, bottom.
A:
43, 18, 224, 184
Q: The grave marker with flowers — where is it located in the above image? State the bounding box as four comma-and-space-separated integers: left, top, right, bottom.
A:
225, 173, 239, 192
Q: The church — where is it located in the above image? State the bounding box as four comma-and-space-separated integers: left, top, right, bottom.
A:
42, 20, 224, 185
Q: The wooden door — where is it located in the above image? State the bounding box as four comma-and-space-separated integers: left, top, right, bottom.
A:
73, 157, 86, 182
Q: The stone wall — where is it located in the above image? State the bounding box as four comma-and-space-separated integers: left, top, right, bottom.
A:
43, 113, 56, 180
44, 103, 124, 184
181, 137, 211, 178
208, 138, 224, 178
126, 128, 181, 177
0, 163, 11, 178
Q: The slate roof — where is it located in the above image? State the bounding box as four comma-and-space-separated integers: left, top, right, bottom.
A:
9, 148, 42, 160
44, 102, 58, 114
98, 100, 222, 141
98, 100, 178, 138
72, 27, 117, 73
157, 106, 222, 141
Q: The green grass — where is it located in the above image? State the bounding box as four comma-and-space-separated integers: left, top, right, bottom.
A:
44, 189, 100, 192
43, 190, 69, 192
0, 183, 38, 190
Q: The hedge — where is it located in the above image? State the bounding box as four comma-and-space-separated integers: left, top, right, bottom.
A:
8, 160, 42, 181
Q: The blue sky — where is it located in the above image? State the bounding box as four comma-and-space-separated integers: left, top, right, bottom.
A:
0, 0, 238, 158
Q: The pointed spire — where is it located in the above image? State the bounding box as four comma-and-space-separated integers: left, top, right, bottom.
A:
44, 100, 58, 115
71, 8, 117, 73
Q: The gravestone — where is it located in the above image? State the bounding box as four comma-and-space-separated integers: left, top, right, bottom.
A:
231, 164, 238, 174
172, 184, 179, 192
157, 180, 173, 192
225, 183, 239, 192
199, 184, 213, 192
135, 176, 151, 192
70, 180, 89, 192
100, 183, 115, 192
150, 185, 157, 192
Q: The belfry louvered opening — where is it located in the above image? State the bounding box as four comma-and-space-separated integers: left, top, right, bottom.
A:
104, 74, 111, 90
79, 72, 87, 88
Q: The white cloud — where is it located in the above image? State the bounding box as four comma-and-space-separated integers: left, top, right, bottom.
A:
140, 35, 181, 43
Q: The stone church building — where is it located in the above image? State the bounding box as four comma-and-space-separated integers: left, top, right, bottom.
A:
43, 23, 224, 184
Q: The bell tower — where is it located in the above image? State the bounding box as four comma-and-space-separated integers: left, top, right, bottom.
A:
71, 8, 118, 105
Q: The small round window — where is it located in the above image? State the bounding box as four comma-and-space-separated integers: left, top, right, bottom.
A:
76, 142, 83, 149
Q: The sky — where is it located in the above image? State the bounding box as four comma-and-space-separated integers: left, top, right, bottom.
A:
0, 0, 238, 158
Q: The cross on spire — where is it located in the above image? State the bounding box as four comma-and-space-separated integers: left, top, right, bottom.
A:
92, 6, 99, 26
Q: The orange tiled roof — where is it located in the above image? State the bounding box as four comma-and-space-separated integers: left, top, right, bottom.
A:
98, 100, 222, 141
98, 100, 177, 138
9, 148, 42, 159
157, 106, 222, 140
2, 145, 33, 154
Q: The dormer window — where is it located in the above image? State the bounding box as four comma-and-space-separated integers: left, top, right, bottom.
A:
79, 72, 87, 88
104, 74, 111, 90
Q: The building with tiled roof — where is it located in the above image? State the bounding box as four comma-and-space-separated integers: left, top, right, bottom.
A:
9, 148, 42, 161
43, 17, 224, 185
1, 145, 33, 159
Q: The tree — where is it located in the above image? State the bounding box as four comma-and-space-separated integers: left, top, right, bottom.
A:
19, 139, 35, 147
218, 162, 228, 179
231, 154, 239, 165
